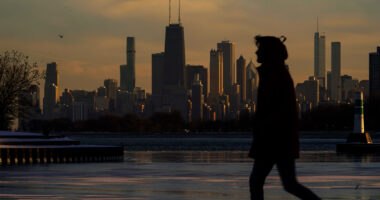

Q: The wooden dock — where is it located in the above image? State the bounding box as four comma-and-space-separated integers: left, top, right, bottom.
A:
0, 131, 123, 165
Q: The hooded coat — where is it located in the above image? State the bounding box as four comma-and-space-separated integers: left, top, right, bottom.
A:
249, 63, 300, 159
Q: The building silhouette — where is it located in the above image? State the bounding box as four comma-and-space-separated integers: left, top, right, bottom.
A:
341, 75, 358, 103
186, 65, 208, 100
120, 37, 136, 92
104, 79, 118, 111
331, 42, 341, 101
159, 10, 188, 120
296, 76, 319, 108
369, 47, 380, 99
152, 52, 165, 96
217, 40, 235, 96
163, 23, 186, 88
95, 86, 108, 111
191, 74, 204, 121
314, 22, 326, 87
236, 55, 246, 103
327, 71, 332, 98
231, 83, 240, 117
59, 88, 74, 119
246, 60, 258, 104
209, 49, 223, 102
43, 62, 59, 119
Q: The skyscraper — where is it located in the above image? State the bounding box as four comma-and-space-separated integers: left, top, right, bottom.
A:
120, 37, 136, 92
295, 76, 319, 108
236, 55, 246, 103
159, 1, 188, 120
186, 65, 208, 99
217, 41, 235, 96
210, 49, 223, 99
314, 21, 326, 87
327, 71, 332, 98
43, 62, 59, 119
191, 74, 204, 121
152, 52, 165, 96
120, 64, 128, 90
369, 47, 380, 99
163, 23, 186, 88
104, 79, 118, 111
341, 75, 358, 102
246, 60, 257, 103
331, 42, 341, 101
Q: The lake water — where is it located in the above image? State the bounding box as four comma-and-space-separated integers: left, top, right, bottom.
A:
1, 150, 380, 200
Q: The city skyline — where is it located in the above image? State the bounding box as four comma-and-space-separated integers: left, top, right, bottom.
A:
1, 0, 380, 95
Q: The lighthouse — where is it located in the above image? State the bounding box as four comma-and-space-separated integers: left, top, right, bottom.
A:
346, 91, 373, 144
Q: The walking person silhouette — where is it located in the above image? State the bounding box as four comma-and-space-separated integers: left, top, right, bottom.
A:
249, 35, 321, 200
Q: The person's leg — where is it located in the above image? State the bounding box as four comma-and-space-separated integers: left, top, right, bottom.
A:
249, 159, 275, 200
277, 159, 321, 200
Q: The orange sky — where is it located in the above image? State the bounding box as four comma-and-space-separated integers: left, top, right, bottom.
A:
1, 0, 380, 94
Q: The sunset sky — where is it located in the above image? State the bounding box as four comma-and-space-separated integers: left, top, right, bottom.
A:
1, 0, 380, 94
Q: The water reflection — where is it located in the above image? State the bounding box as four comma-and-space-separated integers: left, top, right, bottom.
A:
125, 151, 380, 163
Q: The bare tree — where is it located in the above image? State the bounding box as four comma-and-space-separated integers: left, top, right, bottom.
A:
0, 50, 42, 130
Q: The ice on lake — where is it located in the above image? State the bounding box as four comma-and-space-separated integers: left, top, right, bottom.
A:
1, 151, 380, 199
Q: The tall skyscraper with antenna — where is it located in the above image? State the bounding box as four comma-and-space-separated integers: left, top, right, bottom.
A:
164, 0, 186, 88
161, 0, 188, 120
314, 17, 326, 87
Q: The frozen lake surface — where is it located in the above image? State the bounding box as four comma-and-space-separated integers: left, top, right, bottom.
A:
1, 151, 380, 200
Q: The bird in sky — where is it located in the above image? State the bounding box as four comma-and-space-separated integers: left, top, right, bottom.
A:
58, 34, 63, 38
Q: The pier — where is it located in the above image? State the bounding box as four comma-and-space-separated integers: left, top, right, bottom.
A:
0, 131, 123, 165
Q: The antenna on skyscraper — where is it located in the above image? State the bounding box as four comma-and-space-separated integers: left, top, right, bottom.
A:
169, 0, 171, 24
178, 0, 181, 24
317, 16, 319, 32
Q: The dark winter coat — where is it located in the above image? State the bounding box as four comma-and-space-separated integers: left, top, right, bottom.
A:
249, 63, 300, 159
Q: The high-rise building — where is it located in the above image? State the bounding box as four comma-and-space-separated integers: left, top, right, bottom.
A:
331, 42, 341, 101
186, 65, 208, 99
60, 88, 74, 109
327, 71, 332, 98
95, 86, 108, 111
120, 64, 128, 90
314, 23, 326, 87
231, 83, 240, 112
209, 49, 223, 99
71, 90, 96, 111
153, 1, 188, 120
246, 60, 258, 103
341, 75, 359, 102
191, 74, 204, 121
152, 52, 165, 96
217, 40, 235, 95
104, 79, 118, 111
43, 62, 59, 119
72, 102, 89, 121
97, 86, 107, 97
295, 76, 319, 108
236, 55, 246, 103
369, 47, 380, 99
29, 85, 40, 110
120, 37, 136, 92
163, 23, 186, 88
